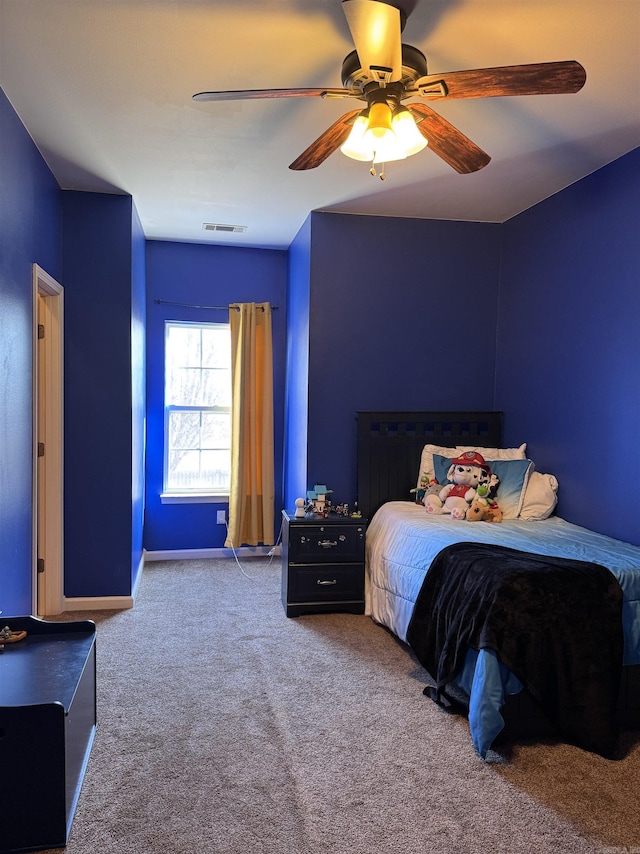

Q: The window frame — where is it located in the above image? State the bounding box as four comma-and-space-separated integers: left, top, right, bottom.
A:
161, 320, 231, 501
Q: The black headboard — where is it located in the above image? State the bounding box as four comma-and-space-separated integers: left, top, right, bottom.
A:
356, 411, 503, 519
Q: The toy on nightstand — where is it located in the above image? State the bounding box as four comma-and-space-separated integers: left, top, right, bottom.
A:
294, 497, 306, 518
306, 484, 333, 515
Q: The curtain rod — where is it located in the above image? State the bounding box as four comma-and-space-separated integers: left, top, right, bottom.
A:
154, 299, 278, 311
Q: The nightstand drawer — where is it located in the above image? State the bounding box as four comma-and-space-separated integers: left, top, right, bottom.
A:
287, 524, 365, 563
289, 564, 364, 601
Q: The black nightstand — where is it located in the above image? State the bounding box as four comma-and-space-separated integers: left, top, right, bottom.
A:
281, 510, 366, 617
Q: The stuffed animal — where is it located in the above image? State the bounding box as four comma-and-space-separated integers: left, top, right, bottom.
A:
465, 470, 503, 522
466, 496, 503, 523
486, 501, 503, 522
425, 451, 490, 519
411, 475, 440, 505
484, 473, 500, 501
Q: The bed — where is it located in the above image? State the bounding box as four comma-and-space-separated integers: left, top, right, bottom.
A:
357, 411, 640, 758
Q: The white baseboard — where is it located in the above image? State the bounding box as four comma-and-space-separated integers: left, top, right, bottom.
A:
62, 553, 144, 613
144, 545, 280, 562
62, 595, 134, 612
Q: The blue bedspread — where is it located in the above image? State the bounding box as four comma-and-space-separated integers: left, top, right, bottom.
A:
365, 503, 640, 756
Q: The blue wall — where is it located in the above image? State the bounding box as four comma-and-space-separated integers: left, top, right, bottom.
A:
131, 204, 147, 589
496, 147, 640, 543
283, 216, 312, 509
302, 211, 502, 509
61, 191, 144, 596
0, 88, 61, 615
144, 240, 287, 550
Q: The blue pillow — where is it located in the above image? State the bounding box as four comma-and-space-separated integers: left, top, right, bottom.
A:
432, 454, 533, 519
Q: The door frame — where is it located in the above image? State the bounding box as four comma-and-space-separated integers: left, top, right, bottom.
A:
32, 264, 64, 616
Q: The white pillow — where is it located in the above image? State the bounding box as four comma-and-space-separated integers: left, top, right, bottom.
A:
519, 471, 559, 520
417, 442, 527, 487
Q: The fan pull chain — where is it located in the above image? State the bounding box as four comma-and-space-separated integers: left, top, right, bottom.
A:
369, 161, 387, 181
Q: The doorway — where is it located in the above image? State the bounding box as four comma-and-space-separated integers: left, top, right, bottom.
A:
32, 264, 64, 616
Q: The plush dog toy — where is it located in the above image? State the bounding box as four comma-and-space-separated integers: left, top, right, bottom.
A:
425, 451, 490, 519
466, 478, 503, 522
483, 473, 501, 501
466, 497, 503, 522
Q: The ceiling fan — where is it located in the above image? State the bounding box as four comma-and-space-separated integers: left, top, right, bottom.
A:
193, 0, 586, 177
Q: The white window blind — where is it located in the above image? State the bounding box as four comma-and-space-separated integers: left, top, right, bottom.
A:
163, 321, 231, 494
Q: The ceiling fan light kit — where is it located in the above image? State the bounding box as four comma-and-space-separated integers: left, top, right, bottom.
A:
193, 0, 586, 178
340, 104, 427, 169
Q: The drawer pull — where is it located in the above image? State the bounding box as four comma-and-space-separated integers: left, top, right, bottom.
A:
317, 579, 337, 586
318, 539, 338, 548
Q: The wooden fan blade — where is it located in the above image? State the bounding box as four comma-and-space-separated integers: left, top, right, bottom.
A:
409, 60, 586, 101
408, 103, 491, 174
193, 88, 354, 102
342, 0, 403, 83
289, 109, 362, 170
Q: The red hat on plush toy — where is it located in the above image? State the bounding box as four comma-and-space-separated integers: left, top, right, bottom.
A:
450, 450, 491, 473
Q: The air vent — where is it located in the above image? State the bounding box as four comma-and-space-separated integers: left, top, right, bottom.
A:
203, 223, 247, 234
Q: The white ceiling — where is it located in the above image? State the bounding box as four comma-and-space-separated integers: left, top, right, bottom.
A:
1, 0, 639, 250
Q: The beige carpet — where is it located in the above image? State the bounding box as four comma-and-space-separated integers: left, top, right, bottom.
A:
40, 557, 640, 853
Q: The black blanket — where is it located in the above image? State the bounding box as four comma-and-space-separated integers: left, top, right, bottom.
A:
406, 541, 624, 757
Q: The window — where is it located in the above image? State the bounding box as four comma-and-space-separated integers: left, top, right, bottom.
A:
163, 321, 231, 495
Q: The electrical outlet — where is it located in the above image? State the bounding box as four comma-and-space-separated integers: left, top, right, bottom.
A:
217, 510, 226, 525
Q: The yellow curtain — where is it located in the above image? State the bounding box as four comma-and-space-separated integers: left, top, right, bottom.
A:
224, 302, 275, 547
